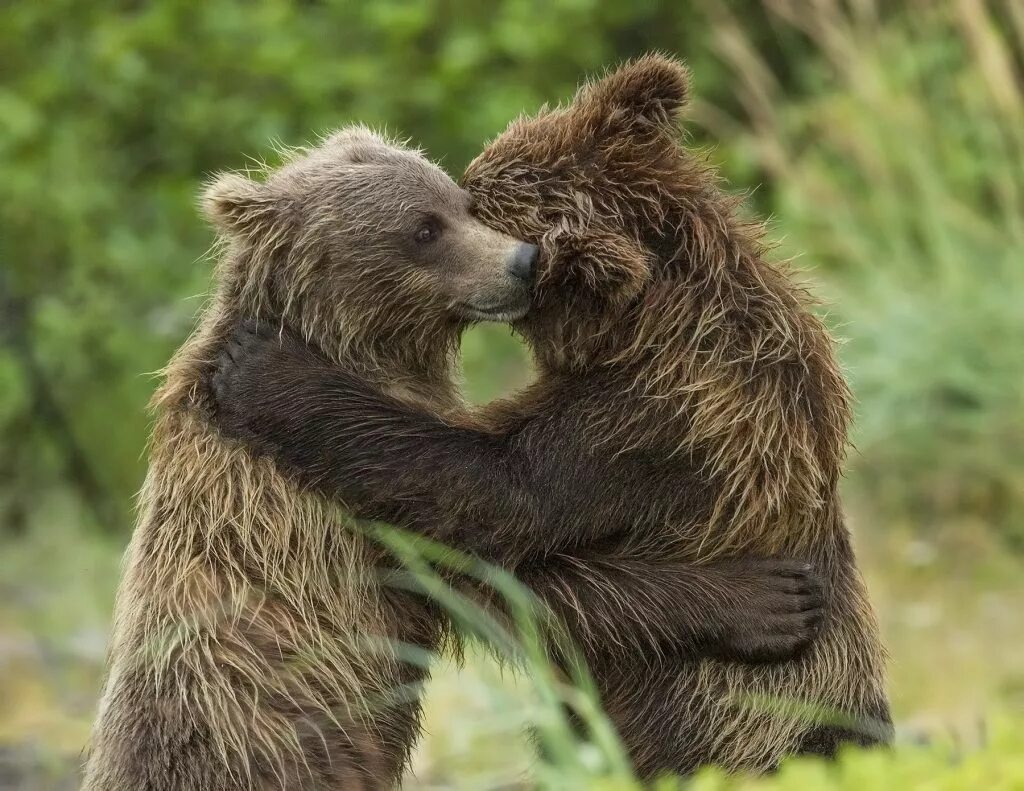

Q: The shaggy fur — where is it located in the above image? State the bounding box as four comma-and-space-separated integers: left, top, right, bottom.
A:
82, 128, 534, 790
86, 122, 823, 790
211, 55, 891, 778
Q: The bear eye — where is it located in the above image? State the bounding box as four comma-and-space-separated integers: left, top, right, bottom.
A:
414, 219, 440, 245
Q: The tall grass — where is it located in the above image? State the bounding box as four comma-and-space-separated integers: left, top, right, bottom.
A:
698, 0, 1024, 547
371, 527, 636, 789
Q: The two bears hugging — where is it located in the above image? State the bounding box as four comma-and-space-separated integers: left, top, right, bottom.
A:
84, 56, 891, 790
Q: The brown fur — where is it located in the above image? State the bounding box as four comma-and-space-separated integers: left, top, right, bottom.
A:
209, 56, 891, 778
465, 54, 893, 773
82, 128, 531, 790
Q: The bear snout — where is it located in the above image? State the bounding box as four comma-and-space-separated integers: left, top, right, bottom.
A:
506, 242, 539, 283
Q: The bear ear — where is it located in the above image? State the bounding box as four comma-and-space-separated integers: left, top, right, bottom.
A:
544, 224, 651, 306
324, 125, 395, 164
577, 53, 690, 131
201, 172, 281, 237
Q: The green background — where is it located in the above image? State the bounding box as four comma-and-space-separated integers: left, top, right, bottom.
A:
1, 1, 1022, 787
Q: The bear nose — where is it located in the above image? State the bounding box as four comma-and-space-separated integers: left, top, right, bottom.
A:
507, 242, 539, 283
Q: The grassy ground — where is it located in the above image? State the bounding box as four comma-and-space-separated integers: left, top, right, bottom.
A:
2, 481, 1022, 788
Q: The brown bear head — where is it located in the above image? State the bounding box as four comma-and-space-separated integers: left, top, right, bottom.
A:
465, 56, 855, 555
462, 55, 692, 367
202, 128, 536, 369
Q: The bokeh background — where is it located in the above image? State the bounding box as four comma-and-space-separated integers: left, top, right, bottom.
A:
2, 1, 1022, 788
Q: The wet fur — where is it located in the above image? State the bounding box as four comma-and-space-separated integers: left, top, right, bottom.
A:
82, 311, 424, 791
209, 56, 892, 777
473, 57, 897, 770
85, 124, 824, 789
465, 56, 893, 773
82, 132, 471, 790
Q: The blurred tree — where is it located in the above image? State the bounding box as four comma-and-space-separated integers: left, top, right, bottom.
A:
2, 0, 1020, 547
0, 0, 782, 534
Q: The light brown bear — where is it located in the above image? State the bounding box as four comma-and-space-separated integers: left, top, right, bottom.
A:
85, 127, 821, 790
210, 57, 890, 778
82, 128, 535, 790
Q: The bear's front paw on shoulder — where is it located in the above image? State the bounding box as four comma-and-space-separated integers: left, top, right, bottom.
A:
210, 319, 285, 440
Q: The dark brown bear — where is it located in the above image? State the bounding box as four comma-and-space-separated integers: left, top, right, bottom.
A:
211, 56, 882, 777
85, 125, 822, 791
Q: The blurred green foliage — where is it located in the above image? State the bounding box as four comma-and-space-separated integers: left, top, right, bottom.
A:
0, 0, 751, 533
681, 715, 1024, 791
3, 1, 1020, 542
703, 1, 1024, 546
2, 0, 1023, 787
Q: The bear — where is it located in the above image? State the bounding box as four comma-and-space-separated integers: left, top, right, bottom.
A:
82, 128, 536, 790
209, 55, 892, 779
85, 125, 825, 790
